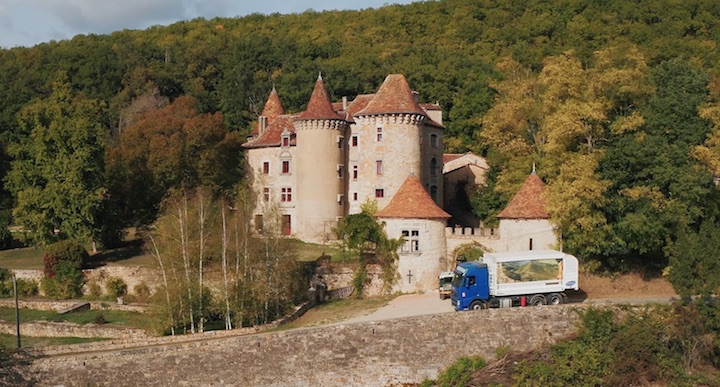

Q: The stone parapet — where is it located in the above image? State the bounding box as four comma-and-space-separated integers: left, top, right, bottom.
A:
27, 304, 589, 386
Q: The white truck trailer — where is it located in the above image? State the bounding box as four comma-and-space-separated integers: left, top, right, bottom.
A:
450, 250, 579, 310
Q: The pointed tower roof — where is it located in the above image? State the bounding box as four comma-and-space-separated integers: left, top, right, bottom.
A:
296, 74, 345, 121
497, 172, 550, 219
261, 87, 284, 119
356, 74, 427, 117
376, 174, 451, 219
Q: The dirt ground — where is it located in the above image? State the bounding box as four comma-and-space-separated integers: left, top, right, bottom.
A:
577, 271, 677, 299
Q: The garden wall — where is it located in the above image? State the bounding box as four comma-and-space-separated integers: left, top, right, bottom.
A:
27, 304, 584, 386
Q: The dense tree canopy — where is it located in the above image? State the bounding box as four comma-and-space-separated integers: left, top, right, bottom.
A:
0, 0, 718, 273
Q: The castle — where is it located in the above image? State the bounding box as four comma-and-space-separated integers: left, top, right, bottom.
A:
243, 74, 557, 293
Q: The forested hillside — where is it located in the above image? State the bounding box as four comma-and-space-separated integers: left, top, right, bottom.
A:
1, 0, 720, 278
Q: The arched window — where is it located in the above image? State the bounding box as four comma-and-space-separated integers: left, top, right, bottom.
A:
430, 157, 438, 176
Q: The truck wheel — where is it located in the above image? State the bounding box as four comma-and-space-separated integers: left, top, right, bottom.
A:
529, 294, 547, 306
470, 300, 486, 310
548, 293, 563, 305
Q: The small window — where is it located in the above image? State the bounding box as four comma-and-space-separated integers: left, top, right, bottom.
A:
430, 185, 437, 201
263, 187, 270, 202
352, 135, 358, 147
430, 157, 438, 176
353, 192, 358, 201
338, 194, 344, 205
338, 136, 345, 149
401, 229, 420, 252
255, 214, 264, 232
376, 126, 383, 142
353, 165, 358, 180
430, 134, 438, 148
262, 162, 269, 175
376, 160, 383, 175
337, 164, 344, 179
282, 136, 290, 147
282, 160, 290, 174
375, 189, 384, 198
281, 187, 292, 202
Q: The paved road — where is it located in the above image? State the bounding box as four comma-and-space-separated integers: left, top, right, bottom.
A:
338, 291, 678, 325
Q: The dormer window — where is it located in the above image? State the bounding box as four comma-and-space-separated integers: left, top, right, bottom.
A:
281, 129, 290, 148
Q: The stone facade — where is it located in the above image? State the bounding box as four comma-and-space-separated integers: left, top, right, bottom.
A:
384, 218, 448, 293
26, 304, 584, 386
498, 218, 557, 252
243, 74, 444, 244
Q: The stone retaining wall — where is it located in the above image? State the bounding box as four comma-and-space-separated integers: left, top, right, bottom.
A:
0, 299, 148, 313
0, 321, 150, 340
27, 304, 586, 386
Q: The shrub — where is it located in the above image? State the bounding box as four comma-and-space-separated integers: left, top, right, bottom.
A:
106, 277, 127, 299
41, 261, 85, 299
133, 282, 151, 303
424, 356, 486, 387
15, 278, 38, 297
94, 313, 107, 324
44, 240, 89, 278
87, 281, 102, 298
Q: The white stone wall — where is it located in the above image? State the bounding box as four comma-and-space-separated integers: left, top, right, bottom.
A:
382, 218, 447, 293
497, 219, 557, 252
294, 120, 346, 242
246, 146, 298, 235
348, 115, 423, 214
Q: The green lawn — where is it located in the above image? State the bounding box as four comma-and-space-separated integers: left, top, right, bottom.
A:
0, 333, 109, 348
0, 307, 150, 330
0, 247, 45, 270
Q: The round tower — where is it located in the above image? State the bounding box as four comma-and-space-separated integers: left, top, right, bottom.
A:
351, 74, 429, 211
293, 74, 348, 242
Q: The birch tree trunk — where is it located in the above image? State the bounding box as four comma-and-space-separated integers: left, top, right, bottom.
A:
148, 234, 175, 336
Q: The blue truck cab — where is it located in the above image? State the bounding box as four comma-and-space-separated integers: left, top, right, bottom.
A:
450, 261, 490, 311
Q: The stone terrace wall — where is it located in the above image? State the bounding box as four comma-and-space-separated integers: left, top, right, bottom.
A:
28, 305, 583, 386
0, 321, 150, 339
313, 263, 385, 296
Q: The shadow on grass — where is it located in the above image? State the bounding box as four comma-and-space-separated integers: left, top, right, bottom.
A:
84, 239, 144, 269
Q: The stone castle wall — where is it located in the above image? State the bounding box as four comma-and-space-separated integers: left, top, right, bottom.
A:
28, 304, 583, 386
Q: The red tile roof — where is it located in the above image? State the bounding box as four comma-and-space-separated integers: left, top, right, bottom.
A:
497, 173, 550, 219
261, 87, 284, 119
242, 114, 297, 148
296, 74, 346, 121
376, 174, 451, 219
443, 154, 463, 164
250, 88, 286, 136
357, 74, 427, 117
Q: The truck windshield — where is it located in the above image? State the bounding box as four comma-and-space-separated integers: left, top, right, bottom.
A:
451, 272, 464, 287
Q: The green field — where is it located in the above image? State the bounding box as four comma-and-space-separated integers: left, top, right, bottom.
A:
0, 307, 149, 330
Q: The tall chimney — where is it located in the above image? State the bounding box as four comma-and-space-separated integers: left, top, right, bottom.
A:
342, 96, 348, 111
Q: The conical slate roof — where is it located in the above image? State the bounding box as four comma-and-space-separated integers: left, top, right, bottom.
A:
497, 172, 550, 219
261, 87, 284, 119
296, 74, 345, 121
376, 174, 450, 219
356, 74, 427, 117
